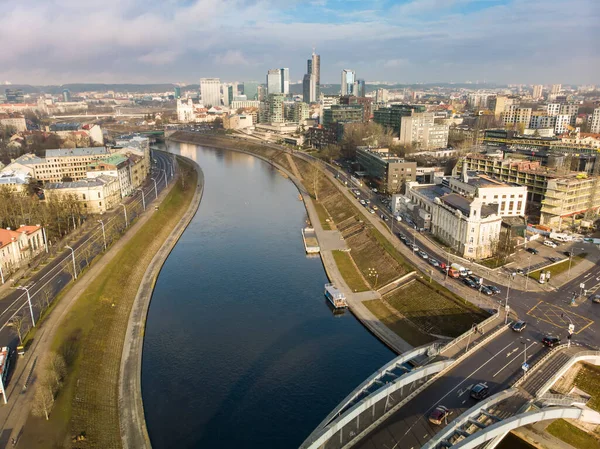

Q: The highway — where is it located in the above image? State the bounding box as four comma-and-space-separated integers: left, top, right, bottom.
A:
0, 150, 175, 363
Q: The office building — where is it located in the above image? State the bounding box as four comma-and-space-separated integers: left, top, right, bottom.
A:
590, 108, 600, 133
243, 82, 259, 101
321, 94, 340, 110
281, 68, 289, 95
222, 83, 235, 106
551, 84, 562, 95
373, 104, 426, 135
303, 52, 320, 103
257, 85, 267, 102
341, 69, 356, 96
44, 176, 121, 214
354, 79, 366, 98
62, 89, 71, 102
174, 86, 181, 99
200, 78, 221, 107
267, 69, 282, 95
303, 73, 315, 104
322, 104, 363, 128
532, 85, 543, 99
4, 89, 24, 104
399, 112, 449, 150
340, 96, 372, 122
0, 114, 27, 132
356, 147, 416, 193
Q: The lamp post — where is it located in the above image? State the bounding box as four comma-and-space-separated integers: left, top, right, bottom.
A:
524, 252, 532, 292
150, 178, 158, 199
161, 168, 168, 185
16, 285, 36, 328
65, 245, 77, 280
368, 268, 379, 289
98, 220, 107, 251
567, 247, 575, 280
139, 188, 146, 211
505, 272, 515, 324
120, 203, 128, 228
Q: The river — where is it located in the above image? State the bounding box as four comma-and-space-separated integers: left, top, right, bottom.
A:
141, 142, 394, 449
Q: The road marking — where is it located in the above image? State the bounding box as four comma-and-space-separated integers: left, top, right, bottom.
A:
493, 343, 537, 378
457, 384, 474, 397
526, 301, 594, 335
506, 348, 518, 357
527, 300, 543, 315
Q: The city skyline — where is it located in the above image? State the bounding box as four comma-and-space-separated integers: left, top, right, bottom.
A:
1, 0, 598, 85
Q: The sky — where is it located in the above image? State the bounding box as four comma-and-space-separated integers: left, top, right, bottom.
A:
1, 0, 599, 85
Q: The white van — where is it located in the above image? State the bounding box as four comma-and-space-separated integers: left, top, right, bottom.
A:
543, 240, 557, 248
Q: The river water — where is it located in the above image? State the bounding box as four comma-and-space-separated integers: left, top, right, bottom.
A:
142, 142, 394, 449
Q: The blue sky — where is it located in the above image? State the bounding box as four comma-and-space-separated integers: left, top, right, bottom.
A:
1, 0, 598, 85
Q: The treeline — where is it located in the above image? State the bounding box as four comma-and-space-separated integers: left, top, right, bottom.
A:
0, 186, 83, 242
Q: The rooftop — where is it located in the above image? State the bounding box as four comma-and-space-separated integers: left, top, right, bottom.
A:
44, 174, 116, 190
12, 153, 45, 165
46, 147, 109, 158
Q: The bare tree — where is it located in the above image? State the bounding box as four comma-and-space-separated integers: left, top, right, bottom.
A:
47, 353, 67, 387
31, 375, 56, 420
9, 313, 27, 345
41, 285, 54, 311
63, 254, 78, 282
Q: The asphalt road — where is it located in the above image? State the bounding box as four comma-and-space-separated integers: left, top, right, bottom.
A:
0, 150, 175, 358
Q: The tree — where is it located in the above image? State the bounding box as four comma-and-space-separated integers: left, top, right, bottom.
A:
64, 252, 78, 282
31, 374, 56, 420
47, 353, 67, 387
9, 313, 27, 345
41, 285, 54, 311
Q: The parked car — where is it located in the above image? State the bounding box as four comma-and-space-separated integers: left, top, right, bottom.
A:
470, 383, 489, 400
463, 278, 478, 288
412, 245, 419, 252
542, 335, 561, 347
487, 285, 501, 295
479, 286, 493, 296
372, 205, 378, 211
418, 251, 429, 259
590, 294, 600, 304
428, 405, 451, 425
549, 257, 561, 263
543, 240, 558, 248
369, 208, 375, 214
526, 247, 539, 255
516, 268, 525, 275
360, 199, 366, 205
467, 275, 481, 284
365, 199, 370, 204
428, 259, 440, 268
511, 320, 527, 332
398, 234, 406, 241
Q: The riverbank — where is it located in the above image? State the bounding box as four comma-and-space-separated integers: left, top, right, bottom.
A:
119, 158, 204, 449
16, 156, 199, 449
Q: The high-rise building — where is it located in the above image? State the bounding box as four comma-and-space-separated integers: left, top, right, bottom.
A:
551, 84, 562, 95
399, 112, 449, 150
62, 89, 71, 102
303, 51, 320, 103
532, 85, 543, 99
5, 88, 24, 104
293, 102, 310, 123
354, 79, 366, 98
243, 82, 259, 101
373, 104, 426, 135
376, 88, 389, 103
591, 108, 600, 134
547, 103, 561, 116
174, 86, 181, 99
322, 104, 363, 128
268, 93, 285, 123
222, 83, 235, 106
488, 95, 514, 118
267, 69, 282, 95
280, 68, 290, 95
199, 78, 221, 107
341, 69, 356, 96
257, 85, 267, 102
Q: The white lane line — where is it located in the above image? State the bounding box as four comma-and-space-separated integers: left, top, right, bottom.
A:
493, 342, 537, 378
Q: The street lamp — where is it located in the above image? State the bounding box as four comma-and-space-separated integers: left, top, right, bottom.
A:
524, 252, 532, 292
504, 272, 516, 324
150, 177, 158, 199
161, 168, 168, 185
120, 203, 128, 228
98, 220, 107, 251
16, 285, 36, 328
138, 188, 146, 211
368, 268, 379, 289
65, 245, 77, 280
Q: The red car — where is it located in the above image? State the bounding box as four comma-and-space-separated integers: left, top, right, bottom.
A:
429, 405, 451, 425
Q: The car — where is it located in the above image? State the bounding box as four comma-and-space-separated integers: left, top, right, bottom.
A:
372, 205, 379, 211
428, 258, 440, 268
412, 245, 419, 252
369, 208, 376, 214
470, 383, 489, 400
360, 199, 366, 205
590, 294, 600, 304
463, 278, 478, 288
418, 251, 429, 259
516, 268, 524, 275
543, 240, 558, 248
511, 320, 527, 332
467, 275, 481, 284
382, 215, 389, 222
542, 335, 561, 347
479, 286, 493, 296
398, 234, 406, 241
526, 247, 539, 255
563, 251, 572, 258
365, 199, 370, 204
549, 257, 561, 263
487, 285, 501, 295
428, 405, 451, 425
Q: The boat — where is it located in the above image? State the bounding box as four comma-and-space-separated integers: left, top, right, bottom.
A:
324, 283, 348, 309
302, 227, 320, 254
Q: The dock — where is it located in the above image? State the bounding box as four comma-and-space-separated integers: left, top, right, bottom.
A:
302, 227, 320, 254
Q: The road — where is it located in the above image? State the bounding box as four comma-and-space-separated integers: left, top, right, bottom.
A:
0, 150, 175, 392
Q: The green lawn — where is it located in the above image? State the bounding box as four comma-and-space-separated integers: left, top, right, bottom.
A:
369, 228, 413, 273
547, 419, 600, 449
18, 159, 198, 449
363, 299, 436, 347
332, 250, 369, 292
573, 363, 600, 411
529, 253, 588, 280
314, 202, 332, 230
384, 279, 489, 337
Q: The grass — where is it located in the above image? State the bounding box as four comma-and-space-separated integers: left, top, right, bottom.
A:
384, 279, 489, 337
529, 253, 588, 281
369, 228, 413, 273
332, 250, 369, 292
18, 160, 198, 449
363, 299, 436, 347
573, 363, 600, 412
314, 202, 332, 230
547, 419, 600, 449
479, 257, 508, 269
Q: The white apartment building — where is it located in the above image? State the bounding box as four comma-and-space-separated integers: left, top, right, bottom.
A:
467, 93, 491, 109
551, 84, 562, 95
44, 175, 120, 214
532, 85, 543, 99
231, 100, 260, 110
399, 112, 449, 150
0, 114, 27, 132
590, 108, 600, 134
547, 103, 561, 116
86, 154, 133, 198
502, 105, 532, 128
200, 78, 221, 107
0, 225, 46, 275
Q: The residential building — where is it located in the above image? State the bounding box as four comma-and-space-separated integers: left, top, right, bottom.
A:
308, 125, 339, 149
231, 100, 260, 110
341, 69, 356, 96
320, 94, 340, 111
0, 114, 27, 132
0, 225, 46, 275
200, 78, 221, 107
292, 102, 310, 123
547, 103, 561, 116
590, 108, 600, 133
399, 112, 449, 150
355, 147, 416, 193
267, 94, 285, 123
501, 105, 532, 128
4, 89, 24, 104
44, 175, 121, 214
243, 82, 259, 101
373, 104, 426, 135
489, 95, 514, 118
375, 88, 389, 103
532, 85, 543, 99
44, 147, 111, 182
560, 133, 600, 149
87, 154, 133, 198
467, 93, 491, 109
0, 170, 29, 192
322, 104, 363, 128
551, 84, 562, 95
340, 96, 372, 122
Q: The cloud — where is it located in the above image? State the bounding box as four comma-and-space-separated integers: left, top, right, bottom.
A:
0, 0, 598, 84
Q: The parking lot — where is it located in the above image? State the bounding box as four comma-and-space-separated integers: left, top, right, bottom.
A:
509, 238, 588, 275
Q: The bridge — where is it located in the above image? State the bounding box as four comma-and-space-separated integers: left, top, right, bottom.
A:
300, 317, 600, 449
